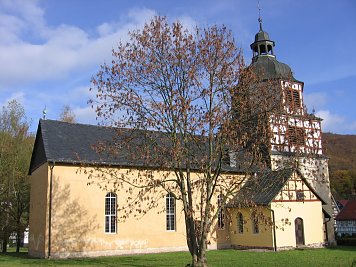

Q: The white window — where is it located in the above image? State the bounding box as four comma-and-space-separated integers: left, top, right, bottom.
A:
166, 193, 176, 231
218, 194, 225, 229
105, 192, 117, 233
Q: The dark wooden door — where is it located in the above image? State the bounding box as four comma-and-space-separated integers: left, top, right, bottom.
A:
295, 217, 305, 246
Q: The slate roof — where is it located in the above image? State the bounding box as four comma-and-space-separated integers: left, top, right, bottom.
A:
250, 56, 300, 82
336, 200, 356, 221
29, 119, 242, 175
230, 168, 326, 206
254, 30, 271, 43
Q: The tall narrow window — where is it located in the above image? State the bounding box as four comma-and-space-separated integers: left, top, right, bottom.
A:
237, 212, 244, 234
105, 192, 117, 233
166, 193, 176, 231
285, 88, 301, 112
217, 195, 225, 229
252, 212, 259, 234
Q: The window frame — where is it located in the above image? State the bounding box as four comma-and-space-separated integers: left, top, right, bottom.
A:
296, 190, 305, 201
105, 192, 117, 234
237, 212, 244, 234
285, 88, 301, 112
252, 212, 259, 234
166, 193, 176, 231
217, 194, 225, 229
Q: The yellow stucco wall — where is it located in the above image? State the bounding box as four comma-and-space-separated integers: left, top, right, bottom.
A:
230, 208, 273, 248
271, 155, 335, 244
29, 163, 325, 257
29, 164, 241, 258
28, 163, 49, 258
272, 201, 324, 248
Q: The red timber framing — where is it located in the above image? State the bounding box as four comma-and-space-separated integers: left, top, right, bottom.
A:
269, 80, 323, 155
273, 174, 318, 203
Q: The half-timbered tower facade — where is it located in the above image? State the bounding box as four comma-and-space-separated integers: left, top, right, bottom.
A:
248, 19, 335, 244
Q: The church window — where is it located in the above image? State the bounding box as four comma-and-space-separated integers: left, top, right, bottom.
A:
252, 212, 259, 234
285, 88, 301, 111
237, 212, 244, 233
218, 194, 225, 229
166, 193, 176, 231
288, 126, 305, 146
105, 192, 117, 233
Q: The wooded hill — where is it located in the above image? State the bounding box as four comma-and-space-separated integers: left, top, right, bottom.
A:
323, 133, 356, 199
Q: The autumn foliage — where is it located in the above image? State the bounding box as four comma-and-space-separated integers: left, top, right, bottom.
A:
89, 16, 275, 266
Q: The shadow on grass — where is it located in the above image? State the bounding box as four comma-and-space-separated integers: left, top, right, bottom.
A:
0, 252, 30, 259
0, 251, 190, 266
326, 245, 356, 252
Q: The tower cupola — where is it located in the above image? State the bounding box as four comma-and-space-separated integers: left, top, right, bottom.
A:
249, 17, 296, 81
250, 17, 275, 62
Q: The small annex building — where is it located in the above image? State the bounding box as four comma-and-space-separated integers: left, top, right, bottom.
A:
229, 169, 327, 250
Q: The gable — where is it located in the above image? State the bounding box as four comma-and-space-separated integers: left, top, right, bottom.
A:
230, 168, 325, 207
273, 172, 319, 203
231, 168, 293, 206
29, 123, 47, 174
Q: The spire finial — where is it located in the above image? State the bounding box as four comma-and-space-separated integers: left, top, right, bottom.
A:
43, 105, 47, 120
258, 1, 263, 31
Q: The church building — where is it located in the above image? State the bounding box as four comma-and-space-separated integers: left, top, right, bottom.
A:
28, 21, 335, 258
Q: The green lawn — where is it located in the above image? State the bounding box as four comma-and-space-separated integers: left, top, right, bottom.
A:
1, 247, 356, 267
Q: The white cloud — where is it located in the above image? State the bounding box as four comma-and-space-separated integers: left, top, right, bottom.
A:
0, 1, 158, 88
73, 106, 97, 125
316, 110, 345, 133
303, 92, 328, 112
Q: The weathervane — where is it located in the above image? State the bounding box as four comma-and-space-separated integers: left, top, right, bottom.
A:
43, 106, 47, 120
258, 1, 263, 31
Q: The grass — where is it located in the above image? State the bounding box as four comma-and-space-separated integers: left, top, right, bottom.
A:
1, 246, 356, 267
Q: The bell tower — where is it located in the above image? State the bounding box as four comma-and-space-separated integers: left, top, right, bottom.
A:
247, 18, 336, 245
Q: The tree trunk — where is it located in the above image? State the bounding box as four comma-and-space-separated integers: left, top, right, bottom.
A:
2, 237, 8, 253
16, 231, 21, 252
193, 249, 208, 267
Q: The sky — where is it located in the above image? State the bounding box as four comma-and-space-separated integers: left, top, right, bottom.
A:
0, 0, 355, 134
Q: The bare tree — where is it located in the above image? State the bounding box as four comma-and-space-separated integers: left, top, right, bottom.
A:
89, 17, 277, 266
59, 105, 76, 123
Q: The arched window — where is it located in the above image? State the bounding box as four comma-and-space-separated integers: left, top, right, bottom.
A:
217, 194, 225, 229
105, 192, 117, 233
251, 212, 259, 234
166, 193, 176, 231
237, 212, 244, 234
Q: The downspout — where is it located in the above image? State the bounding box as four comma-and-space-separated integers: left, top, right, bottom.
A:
267, 206, 277, 252
48, 162, 55, 259
324, 217, 331, 244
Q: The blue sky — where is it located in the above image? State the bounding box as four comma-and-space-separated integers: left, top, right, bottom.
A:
0, 0, 355, 134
